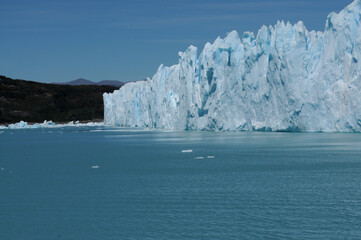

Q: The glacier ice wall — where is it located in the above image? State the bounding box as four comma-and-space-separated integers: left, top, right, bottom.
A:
104, 0, 361, 132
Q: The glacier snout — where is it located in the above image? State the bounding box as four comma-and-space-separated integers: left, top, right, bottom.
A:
104, 0, 361, 132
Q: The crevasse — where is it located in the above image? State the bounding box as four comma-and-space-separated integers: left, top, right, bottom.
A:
104, 0, 361, 132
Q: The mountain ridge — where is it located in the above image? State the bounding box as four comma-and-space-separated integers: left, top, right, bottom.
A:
61, 78, 124, 87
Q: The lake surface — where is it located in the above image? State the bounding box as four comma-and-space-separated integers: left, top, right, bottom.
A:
1, 127, 361, 239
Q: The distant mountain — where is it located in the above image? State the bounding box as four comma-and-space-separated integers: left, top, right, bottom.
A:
97, 80, 124, 88
63, 78, 94, 86
62, 78, 124, 87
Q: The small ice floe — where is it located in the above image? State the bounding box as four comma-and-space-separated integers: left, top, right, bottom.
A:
194, 156, 205, 160
181, 149, 193, 153
91, 165, 100, 169
207, 156, 215, 159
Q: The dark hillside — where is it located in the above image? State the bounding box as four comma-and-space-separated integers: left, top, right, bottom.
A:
0, 75, 119, 124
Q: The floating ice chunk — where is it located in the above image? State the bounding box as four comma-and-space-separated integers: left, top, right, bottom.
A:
8, 121, 28, 129
194, 156, 205, 159
43, 120, 55, 126
207, 156, 215, 159
181, 149, 193, 153
91, 165, 100, 169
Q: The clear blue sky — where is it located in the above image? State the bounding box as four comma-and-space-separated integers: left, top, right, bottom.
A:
0, 0, 351, 83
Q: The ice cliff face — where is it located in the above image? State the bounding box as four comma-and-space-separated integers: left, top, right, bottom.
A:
104, 0, 361, 132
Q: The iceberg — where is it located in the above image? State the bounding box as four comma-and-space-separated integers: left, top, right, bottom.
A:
104, 0, 361, 132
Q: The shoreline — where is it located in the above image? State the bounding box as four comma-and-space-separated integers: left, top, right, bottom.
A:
0, 119, 104, 127
0, 119, 104, 129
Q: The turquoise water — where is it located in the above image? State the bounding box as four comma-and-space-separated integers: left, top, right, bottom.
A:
1, 127, 361, 239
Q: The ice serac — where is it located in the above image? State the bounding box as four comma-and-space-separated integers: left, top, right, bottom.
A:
104, 0, 361, 132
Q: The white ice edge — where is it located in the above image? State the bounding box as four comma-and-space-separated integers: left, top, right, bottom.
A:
0, 120, 104, 130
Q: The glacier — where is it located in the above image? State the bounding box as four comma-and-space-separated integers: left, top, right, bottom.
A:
104, 0, 361, 132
